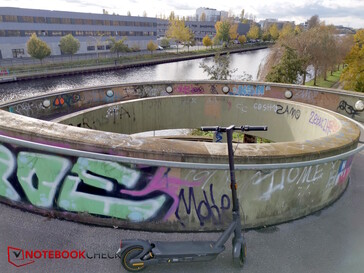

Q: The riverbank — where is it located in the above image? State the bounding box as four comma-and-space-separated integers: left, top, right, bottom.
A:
0, 45, 268, 83
305, 67, 344, 89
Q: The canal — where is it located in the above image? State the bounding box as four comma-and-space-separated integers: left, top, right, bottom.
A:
0, 48, 270, 103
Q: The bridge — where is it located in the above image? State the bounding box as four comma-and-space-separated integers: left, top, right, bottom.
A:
0, 81, 362, 232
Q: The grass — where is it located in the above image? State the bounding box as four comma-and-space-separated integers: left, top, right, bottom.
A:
305, 67, 343, 88
190, 129, 271, 143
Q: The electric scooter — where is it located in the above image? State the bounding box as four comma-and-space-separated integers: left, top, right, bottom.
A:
116, 125, 268, 272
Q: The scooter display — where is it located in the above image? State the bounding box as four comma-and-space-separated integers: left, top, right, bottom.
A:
116, 125, 268, 272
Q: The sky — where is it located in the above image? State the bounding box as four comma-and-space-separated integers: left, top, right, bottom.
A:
1, 0, 363, 28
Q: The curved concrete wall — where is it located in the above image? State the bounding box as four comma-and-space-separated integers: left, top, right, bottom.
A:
0, 81, 362, 231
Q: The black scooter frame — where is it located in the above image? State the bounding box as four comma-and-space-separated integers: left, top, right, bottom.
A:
117, 125, 268, 272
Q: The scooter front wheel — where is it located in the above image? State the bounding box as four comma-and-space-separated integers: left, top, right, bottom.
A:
120, 247, 146, 272
233, 243, 247, 267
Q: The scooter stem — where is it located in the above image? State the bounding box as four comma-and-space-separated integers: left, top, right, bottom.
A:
226, 125, 239, 213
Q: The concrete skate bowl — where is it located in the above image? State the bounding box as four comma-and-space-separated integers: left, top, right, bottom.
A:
0, 81, 363, 231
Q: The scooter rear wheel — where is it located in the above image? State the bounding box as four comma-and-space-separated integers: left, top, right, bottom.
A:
120, 247, 146, 272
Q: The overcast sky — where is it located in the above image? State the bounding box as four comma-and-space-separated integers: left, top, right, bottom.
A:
1, 0, 363, 28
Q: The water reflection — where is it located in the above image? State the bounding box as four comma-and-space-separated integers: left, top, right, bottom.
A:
0, 48, 270, 103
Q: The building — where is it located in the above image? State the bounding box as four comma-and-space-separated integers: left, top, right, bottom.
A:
196, 7, 221, 22
157, 19, 216, 42
258, 19, 295, 31
0, 7, 157, 59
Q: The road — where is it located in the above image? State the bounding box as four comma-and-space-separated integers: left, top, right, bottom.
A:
1, 149, 363, 273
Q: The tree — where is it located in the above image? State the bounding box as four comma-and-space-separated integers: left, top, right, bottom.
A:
215, 20, 232, 44
266, 46, 305, 84
307, 15, 320, 29
262, 31, 271, 42
341, 29, 364, 92
294, 25, 302, 35
59, 34, 80, 59
108, 37, 128, 58
143, 11, 147, 17
166, 19, 189, 53
229, 23, 238, 41
240, 9, 245, 22
169, 11, 175, 21
247, 25, 260, 40
127, 11, 131, 16
200, 12, 206, 22
160, 38, 170, 48
202, 35, 212, 48
147, 40, 158, 55
26, 33, 51, 65
185, 29, 195, 52
199, 53, 237, 80
279, 23, 294, 40
238, 35, 247, 46
269, 24, 279, 41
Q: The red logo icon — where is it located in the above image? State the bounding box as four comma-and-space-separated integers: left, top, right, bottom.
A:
7, 246, 35, 268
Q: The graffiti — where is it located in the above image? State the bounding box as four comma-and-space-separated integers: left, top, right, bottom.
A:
326, 156, 354, 188
53, 94, 81, 107
294, 89, 319, 103
8, 102, 43, 117
0, 144, 203, 222
252, 165, 324, 201
236, 103, 248, 113
337, 100, 359, 118
175, 85, 204, 95
309, 111, 339, 135
210, 84, 218, 94
253, 103, 277, 112
175, 184, 231, 227
276, 104, 301, 120
0, 68, 9, 75
105, 105, 131, 124
215, 132, 223, 143
229, 85, 265, 96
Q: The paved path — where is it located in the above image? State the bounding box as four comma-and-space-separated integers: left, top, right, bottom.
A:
0, 150, 363, 273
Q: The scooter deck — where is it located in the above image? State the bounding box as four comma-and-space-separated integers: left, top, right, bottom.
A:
152, 241, 224, 257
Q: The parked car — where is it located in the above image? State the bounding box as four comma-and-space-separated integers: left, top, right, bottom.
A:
157, 46, 164, 50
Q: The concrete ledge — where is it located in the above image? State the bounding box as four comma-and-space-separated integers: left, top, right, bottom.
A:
0, 81, 362, 231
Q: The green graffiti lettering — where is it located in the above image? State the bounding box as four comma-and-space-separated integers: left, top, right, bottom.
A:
0, 145, 20, 201
58, 158, 166, 221
17, 152, 71, 207
71, 158, 140, 190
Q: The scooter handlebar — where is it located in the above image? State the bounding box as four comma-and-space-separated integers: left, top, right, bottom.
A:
201, 125, 268, 132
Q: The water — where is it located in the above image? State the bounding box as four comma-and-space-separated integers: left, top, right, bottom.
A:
0, 48, 270, 103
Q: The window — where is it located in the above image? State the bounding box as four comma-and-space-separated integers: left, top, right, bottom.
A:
34, 17, 46, 23
72, 18, 83, 25
50, 31, 62, 36
61, 18, 71, 24
75, 31, 84, 36
3, 15, 18, 22
112, 20, 119, 26
97, 45, 105, 50
83, 19, 92, 25
105, 44, 111, 50
93, 20, 104, 25
20, 16, 34, 23
6, 30, 21, 36
24, 30, 36, 36
104, 20, 110, 26
0, 30, 5, 37
47, 17, 61, 24
87, 46, 95, 51
12, 48, 24, 58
